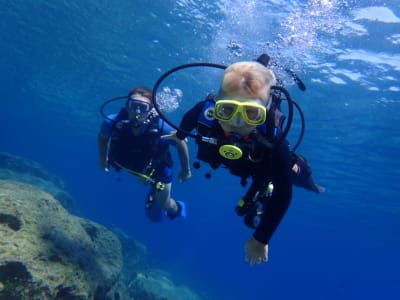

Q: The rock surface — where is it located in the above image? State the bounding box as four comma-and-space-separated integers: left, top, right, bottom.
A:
0, 152, 207, 300
127, 269, 204, 300
0, 152, 74, 211
0, 180, 123, 299
108, 229, 205, 300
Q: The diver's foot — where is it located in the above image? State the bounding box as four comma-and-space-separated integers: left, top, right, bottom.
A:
167, 201, 186, 220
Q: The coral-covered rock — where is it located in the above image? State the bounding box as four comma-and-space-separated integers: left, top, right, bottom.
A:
0, 180, 123, 299
108, 229, 206, 300
128, 269, 204, 300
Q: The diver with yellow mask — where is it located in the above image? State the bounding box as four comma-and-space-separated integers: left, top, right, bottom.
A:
154, 56, 324, 265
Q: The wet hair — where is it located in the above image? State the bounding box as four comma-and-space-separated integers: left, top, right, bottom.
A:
127, 86, 152, 100
218, 62, 276, 103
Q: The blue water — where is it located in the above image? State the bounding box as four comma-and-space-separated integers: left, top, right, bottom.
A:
1, 1, 399, 299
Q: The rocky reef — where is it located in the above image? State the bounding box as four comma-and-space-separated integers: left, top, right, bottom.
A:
0, 152, 205, 300
0, 180, 123, 299
0, 152, 74, 212
109, 229, 204, 300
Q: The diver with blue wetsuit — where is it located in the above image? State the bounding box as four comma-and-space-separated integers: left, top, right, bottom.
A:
98, 86, 191, 221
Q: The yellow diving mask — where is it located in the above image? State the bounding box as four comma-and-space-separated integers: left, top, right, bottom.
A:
214, 99, 267, 126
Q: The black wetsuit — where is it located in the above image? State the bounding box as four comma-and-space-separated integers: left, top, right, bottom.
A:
177, 100, 292, 245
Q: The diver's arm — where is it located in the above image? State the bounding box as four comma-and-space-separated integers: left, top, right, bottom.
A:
98, 117, 115, 172
160, 120, 192, 181
253, 140, 293, 245
98, 132, 110, 171
175, 137, 191, 182
176, 101, 206, 140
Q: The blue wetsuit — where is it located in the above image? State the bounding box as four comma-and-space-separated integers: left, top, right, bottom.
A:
101, 113, 176, 184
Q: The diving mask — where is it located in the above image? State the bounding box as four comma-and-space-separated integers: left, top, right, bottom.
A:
127, 98, 153, 127
127, 98, 152, 114
214, 100, 267, 126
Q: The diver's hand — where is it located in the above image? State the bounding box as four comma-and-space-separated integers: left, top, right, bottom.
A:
178, 169, 192, 182
100, 160, 110, 172
244, 236, 268, 266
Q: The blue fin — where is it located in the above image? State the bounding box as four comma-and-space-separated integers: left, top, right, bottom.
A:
177, 200, 187, 218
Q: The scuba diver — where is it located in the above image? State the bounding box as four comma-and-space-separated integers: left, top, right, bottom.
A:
98, 86, 191, 222
155, 56, 324, 265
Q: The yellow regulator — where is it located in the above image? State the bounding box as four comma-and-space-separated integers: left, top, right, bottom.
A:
218, 144, 243, 160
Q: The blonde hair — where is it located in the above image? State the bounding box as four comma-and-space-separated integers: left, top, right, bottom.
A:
218, 61, 276, 104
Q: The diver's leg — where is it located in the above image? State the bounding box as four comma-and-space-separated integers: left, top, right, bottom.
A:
154, 183, 176, 213
154, 183, 186, 219
144, 187, 163, 222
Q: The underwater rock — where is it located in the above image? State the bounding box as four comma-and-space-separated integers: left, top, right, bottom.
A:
127, 269, 204, 300
0, 180, 123, 300
107, 229, 205, 300
111, 227, 148, 281
0, 152, 75, 211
